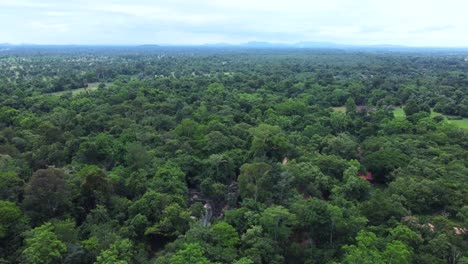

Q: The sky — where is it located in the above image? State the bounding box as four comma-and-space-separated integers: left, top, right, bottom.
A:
1, 0, 468, 47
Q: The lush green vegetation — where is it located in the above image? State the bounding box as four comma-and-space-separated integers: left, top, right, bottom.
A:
0, 46, 467, 264
50, 83, 108, 96
393, 107, 407, 119
393, 107, 468, 129
452, 118, 468, 130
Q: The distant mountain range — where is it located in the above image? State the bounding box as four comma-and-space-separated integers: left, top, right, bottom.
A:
202, 41, 359, 48
0, 42, 467, 50
185, 41, 468, 50
206, 41, 429, 49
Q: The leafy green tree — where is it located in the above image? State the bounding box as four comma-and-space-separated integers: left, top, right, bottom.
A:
233, 257, 255, 264
124, 142, 151, 170
345, 97, 356, 113
456, 205, 468, 226
37, 121, 63, 145
389, 224, 422, 248
275, 99, 307, 116
0, 106, 19, 125
150, 164, 188, 197
175, 118, 203, 139
321, 133, 358, 160
202, 131, 231, 155
360, 190, 407, 225
145, 203, 191, 238
333, 161, 370, 201
224, 207, 251, 234
403, 99, 421, 117
182, 222, 239, 263
0, 200, 28, 260
312, 154, 349, 179
342, 230, 384, 264
249, 124, 291, 160
127, 213, 149, 241
76, 133, 117, 168
381, 119, 413, 134
208, 222, 240, 263
95, 239, 134, 264
22, 223, 67, 264
272, 169, 295, 205
286, 162, 336, 198
128, 190, 184, 223
200, 178, 227, 204
205, 83, 227, 108
424, 233, 464, 264
458, 98, 468, 117
295, 196, 368, 248
170, 243, 212, 264
259, 206, 297, 241
238, 162, 272, 203
23, 167, 71, 223
364, 148, 409, 182
61, 244, 90, 264
124, 169, 149, 198
329, 112, 351, 133
342, 230, 412, 264
388, 177, 450, 214
0, 171, 23, 201
240, 225, 284, 264
51, 218, 79, 244
383, 240, 412, 264
76, 165, 111, 212
203, 153, 237, 184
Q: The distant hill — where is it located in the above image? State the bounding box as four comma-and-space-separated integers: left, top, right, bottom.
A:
2, 42, 468, 51
211, 41, 425, 50
241, 41, 293, 48
295, 41, 346, 48
202, 43, 234, 47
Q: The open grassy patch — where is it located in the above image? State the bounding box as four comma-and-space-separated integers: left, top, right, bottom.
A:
450, 118, 468, 130
393, 107, 468, 130
393, 107, 406, 119
50, 82, 107, 96
331, 106, 346, 113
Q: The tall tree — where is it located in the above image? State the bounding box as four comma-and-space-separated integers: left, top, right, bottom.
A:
238, 162, 272, 203
23, 167, 71, 223
249, 124, 291, 160
170, 243, 212, 264
259, 206, 297, 241
95, 239, 134, 264
22, 223, 67, 264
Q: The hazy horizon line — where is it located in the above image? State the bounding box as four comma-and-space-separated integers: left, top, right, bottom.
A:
2, 41, 468, 49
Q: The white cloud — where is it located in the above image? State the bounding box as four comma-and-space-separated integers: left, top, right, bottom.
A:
27, 21, 70, 33
0, 0, 52, 8
0, 0, 467, 46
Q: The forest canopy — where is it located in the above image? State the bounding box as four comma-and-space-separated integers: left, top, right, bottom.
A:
0, 46, 467, 264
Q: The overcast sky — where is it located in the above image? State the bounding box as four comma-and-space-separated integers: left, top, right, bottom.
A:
1, 0, 468, 46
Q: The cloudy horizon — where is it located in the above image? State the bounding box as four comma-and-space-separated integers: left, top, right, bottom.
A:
1, 0, 468, 47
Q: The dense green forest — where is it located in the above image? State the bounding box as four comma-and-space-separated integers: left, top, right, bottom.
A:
0, 46, 467, 263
